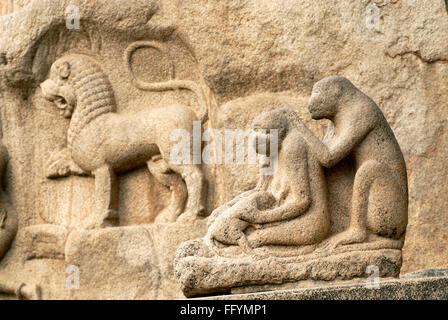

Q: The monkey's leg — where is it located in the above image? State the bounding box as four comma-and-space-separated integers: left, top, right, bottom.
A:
326, 160, 404, 249
91, 165, 118, 228
169, 163, 207, 217
147, 158, 187, 222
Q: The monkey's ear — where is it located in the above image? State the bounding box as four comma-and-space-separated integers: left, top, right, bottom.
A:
57, 62, 71, 80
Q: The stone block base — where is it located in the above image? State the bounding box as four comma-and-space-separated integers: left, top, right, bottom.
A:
203, 269, 448, 300
175, 238, 404, 298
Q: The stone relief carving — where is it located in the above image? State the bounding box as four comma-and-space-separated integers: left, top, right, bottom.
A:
0, 142, 14, 260
0, 0, 446, 300
0, 140, 41, 299
174, 77, 409, 297
0, 1, 218, 299
124, 41, 209, 125
205, 108, 330, 255
297, 76, 408, 248
41, 54, 208, 227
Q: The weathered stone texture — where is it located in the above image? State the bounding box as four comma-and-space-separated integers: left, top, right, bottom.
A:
0, 0, 446, 299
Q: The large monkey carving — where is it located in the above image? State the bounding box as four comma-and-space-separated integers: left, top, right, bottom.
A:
299, 76, 408, 248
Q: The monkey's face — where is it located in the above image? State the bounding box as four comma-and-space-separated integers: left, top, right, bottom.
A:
308, 83, 338, 120
251, 112, 285, 156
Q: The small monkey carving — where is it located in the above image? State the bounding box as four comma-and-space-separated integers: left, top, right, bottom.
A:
206, 109, 330, 255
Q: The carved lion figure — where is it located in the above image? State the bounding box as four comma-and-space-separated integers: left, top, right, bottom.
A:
40, 54, 207, 227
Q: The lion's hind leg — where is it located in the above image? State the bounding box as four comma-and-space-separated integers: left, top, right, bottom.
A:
167, 163, 208, 218
147, 157, 187, 222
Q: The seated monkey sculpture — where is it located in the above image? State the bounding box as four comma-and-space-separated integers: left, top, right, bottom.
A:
206, 109, 330, 254
206, 75, 408, 253
41, 54, 207, 227
299, 76, 408, 248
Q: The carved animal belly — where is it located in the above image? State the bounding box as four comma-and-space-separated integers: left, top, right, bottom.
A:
71, 105, 198, 173
107, 142, 160, 173
71, 117, 160, 172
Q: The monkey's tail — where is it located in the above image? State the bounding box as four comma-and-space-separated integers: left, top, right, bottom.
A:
124, 41, 209, 124
0, 207, 17, 261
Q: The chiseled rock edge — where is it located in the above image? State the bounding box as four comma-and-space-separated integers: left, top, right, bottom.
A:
175, 239, 402, 298
199, 269, 448, 300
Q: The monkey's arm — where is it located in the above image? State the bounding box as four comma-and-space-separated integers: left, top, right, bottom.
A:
247, 148, 311, 224
249, 198, 311, 224
297, 118, 374, 168
207, 189, 258, 227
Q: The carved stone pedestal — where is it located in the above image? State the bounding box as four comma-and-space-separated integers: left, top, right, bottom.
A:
175, 237, 404, 298
5, 220, 207, 299
1, 0, 447, 301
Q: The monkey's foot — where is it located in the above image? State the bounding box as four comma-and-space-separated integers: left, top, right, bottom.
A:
322, 228, 367, 250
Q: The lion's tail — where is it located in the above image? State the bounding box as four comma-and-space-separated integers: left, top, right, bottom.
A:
125, 41, 209, 124
132, 79, 209, 124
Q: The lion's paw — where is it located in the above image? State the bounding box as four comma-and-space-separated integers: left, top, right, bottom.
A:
46, 158, 71, 178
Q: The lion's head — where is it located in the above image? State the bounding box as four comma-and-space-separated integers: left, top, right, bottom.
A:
41, 57, 77, 118
40, 54, 116, 148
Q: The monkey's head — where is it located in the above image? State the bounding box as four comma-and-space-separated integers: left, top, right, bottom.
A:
250, 108, 296, 155
308, 76, 356, 120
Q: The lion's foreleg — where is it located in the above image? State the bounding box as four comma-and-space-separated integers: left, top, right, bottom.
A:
170, 164, 207, 217
46, 148, 88, 179
90, 165, 119, 229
